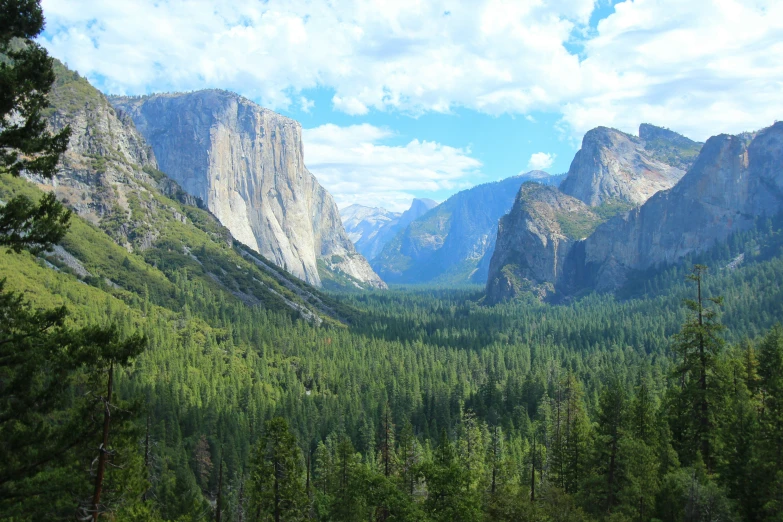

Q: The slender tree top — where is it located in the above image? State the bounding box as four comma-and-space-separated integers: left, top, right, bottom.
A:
1, 0, 70, 179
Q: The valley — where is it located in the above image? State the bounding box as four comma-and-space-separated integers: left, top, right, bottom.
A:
2, 2, 783, 521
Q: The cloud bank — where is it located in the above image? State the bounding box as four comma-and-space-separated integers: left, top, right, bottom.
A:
39, 0, 783, 140
303, 124, 480, 212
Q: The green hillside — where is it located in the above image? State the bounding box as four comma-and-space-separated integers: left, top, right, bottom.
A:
6, 165, 783, 519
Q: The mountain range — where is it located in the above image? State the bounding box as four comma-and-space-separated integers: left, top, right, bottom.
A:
18, 60, 783, 308
340, 198, 438, 261
18, 61, 372, 324
486, 122, 783, 303
371, 170, 564, 285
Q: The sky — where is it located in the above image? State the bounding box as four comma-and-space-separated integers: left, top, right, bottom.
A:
38, 0, 783, 212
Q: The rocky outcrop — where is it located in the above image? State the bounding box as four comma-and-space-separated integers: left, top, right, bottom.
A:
26, 61, 358, 321
485, 183, 600, 303
373, 171, 563, 285
559, 125, 699, 207
30, 61, 167, 251
110, 90, 385, 289
487, 122, 783, 302
569, 123, 783, 292
397, 198, 439, 230
341, 198, 438, 261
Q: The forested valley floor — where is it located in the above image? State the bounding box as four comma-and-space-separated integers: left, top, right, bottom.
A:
4, 164, 783, 521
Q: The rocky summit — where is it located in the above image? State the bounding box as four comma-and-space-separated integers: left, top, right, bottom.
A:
567, 123, 783, 293
485, 183, 600, 303
110, 91, 385, 290
487, 122, 783, 302
559, 124, 701, 208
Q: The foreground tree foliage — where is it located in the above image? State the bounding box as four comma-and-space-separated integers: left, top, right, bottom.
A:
0, 0, 147, 519
248, 417, 308, 522
1, 0, 71, 252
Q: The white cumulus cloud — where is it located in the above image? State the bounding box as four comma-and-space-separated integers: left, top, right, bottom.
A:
38, 0, 783, 141
303, 124, 481, 211
527, 152, 556, 170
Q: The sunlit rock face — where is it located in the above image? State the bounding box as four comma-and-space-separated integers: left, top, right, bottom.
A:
111, 90, 385, 289
486, 183, 599, 303
572, 123, 783, 293
559, 125, 698, 207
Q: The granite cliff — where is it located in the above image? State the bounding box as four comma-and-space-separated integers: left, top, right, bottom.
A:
569, 123, 783, 293
110, 91, 385, 290
486, 183, 599, 302
559, 125, 700, 207
373, 171, 563, 285
341, 198, 438, 261
486, 122, 783, 302
19, 61, 352, 322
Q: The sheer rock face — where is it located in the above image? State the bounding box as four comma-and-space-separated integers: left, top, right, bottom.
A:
486, 124, 713, 302
485, 183, 599, 303
571, 123, 783, 292
559, 126, 691, 207
110, 91, 385, 289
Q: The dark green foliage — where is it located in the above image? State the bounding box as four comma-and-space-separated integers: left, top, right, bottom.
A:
248, 417, 308, 522
1, 0, 72, 255
669, 265, 725, 470
0, 4, 150, 518
421, 431, 481, 522
0, 191, 70, 253
0, 0, 71, 179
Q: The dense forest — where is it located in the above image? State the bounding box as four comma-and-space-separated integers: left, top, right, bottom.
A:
3, 1, 783, 521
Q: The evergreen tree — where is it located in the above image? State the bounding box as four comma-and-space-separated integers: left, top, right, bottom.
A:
592, 377, 627, 514
671, 265, 725, 471
422, 430, 481, 522
759, 325, 783, 519
248, 417, 307, 522
1, 0, 71, 252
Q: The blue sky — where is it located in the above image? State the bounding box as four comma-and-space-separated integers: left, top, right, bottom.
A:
39, 0, 783, 211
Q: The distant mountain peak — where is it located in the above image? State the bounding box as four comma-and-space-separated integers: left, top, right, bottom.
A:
517, 170, 551, 179
372, 173, 562, 286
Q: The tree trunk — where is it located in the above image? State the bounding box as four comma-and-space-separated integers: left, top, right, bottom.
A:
697, 274, 710, 471
607, 438, 616, 512
530, 432, 536, 502
274, 459, 281, 522
216, 455, 223, 522
91, 361, 113, 521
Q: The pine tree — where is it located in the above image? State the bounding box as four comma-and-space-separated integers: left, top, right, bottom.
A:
1, 0, 71, 252
248, 417, 307, 522
719, 351, 761, 522
671, 265, 725, 471
422, 430, 481, 522
759, 325, 783, 517
594, 377, 627, 514
397, 419, 421, 497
